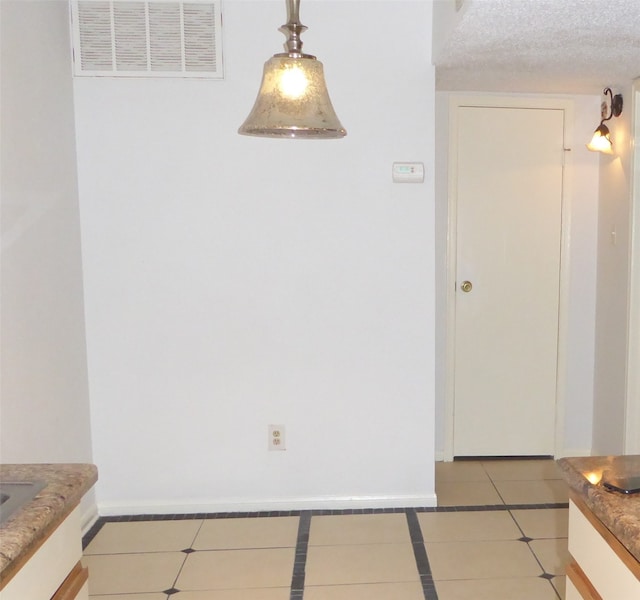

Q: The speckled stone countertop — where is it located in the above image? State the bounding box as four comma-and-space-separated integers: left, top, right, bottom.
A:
557, 455, 640, 563
0, 463, 98, 588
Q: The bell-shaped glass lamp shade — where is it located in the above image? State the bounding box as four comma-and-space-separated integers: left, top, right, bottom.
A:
586, 123, 613, 154
238, 55, 346, 139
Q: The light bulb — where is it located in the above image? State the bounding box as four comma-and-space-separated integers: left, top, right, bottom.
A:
279, 65, 309, 98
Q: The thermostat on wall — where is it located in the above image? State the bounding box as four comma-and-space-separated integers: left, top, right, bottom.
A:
392, 162, 424, 183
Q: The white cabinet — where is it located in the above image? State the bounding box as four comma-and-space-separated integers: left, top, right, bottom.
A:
567, 498, 640, 600
0, 506, 87, 600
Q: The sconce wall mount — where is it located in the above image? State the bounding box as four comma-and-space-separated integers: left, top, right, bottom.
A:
587, 87, 623, 154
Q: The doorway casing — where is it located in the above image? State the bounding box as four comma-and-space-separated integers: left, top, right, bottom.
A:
625, 78, 640, 454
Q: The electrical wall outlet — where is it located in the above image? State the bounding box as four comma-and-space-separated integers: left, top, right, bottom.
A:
268, 424, 286, 451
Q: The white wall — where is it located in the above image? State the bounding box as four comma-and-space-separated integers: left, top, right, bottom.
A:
0, 1, 93, 464
0, 0, 95, 522
592, 84, 634, 455
432, 0, 467, 64
74, 0, 436, 513
434, 92, 449, 459
434, 92, 601, 458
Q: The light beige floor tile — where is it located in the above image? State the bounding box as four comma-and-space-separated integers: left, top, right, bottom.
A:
481, 459, 562, 481
176, 548, 295, 590
436, 481, 504, 506
425, 540, 542, 580
305, 543, 418, 586
175, 589, 290, 600
511, 508, 568, 538
418, 510, 520, 542
83, 552, 185, 595
192, 516, 299, 550
435, 577, 559, 599
494, 480, 568, 504
553, 575, 566, 599
435, 461, 491, 483
309, 513, 410, 546
529, 538, 570, 575
304, 582, 425, 600
84, 520, 203, 554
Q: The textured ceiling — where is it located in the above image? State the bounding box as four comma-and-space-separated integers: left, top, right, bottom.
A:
435, 0, 640, 94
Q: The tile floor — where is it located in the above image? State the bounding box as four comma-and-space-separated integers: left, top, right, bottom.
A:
82, 459, 570, 600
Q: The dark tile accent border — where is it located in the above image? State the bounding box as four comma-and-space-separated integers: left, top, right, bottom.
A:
309, 507, 407, 515
415, 502, 569, 513
82, 503, 569, 549
406, 509, 438, 600
82, 519, 105, 549
290, 511, 311, 600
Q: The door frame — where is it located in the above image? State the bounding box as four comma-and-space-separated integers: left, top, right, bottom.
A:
444, 95, 574, 461
625, 79, 640, 454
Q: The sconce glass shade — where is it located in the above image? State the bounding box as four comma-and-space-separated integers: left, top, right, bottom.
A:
238, 55, 346, 139
586, 123, 613, 154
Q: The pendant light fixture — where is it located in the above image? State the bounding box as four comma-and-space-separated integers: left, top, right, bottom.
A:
238, 0, 346, 139
586, 87, 623, 154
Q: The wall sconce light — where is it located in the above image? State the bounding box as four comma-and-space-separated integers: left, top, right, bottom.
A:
238, 0, 346, 139
586, 87, 623, 154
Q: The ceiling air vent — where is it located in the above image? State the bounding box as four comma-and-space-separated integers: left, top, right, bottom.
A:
70, 0, 223, 78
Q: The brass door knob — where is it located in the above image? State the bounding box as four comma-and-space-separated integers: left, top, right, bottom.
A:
460, 280, 473, 293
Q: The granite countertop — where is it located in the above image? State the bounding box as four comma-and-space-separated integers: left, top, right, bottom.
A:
557, 455, 640, 563
0, 463, 98, 588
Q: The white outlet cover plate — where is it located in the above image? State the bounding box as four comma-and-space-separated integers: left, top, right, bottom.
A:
268, 424, 286, 451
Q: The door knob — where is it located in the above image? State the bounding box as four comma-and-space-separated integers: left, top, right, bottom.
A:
460, 280, 473, 293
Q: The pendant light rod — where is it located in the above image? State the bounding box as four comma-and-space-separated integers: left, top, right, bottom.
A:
277, 0, 313, 58
286, 0, 300, 22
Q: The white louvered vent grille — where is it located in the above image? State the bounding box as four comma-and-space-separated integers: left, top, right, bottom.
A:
71, 0, 223, 78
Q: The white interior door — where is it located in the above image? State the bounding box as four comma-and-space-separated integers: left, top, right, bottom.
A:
453, 106, 565, 457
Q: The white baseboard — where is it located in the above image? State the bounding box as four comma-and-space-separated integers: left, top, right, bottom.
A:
81, 502, 99, 535
97, 493, 438, 517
